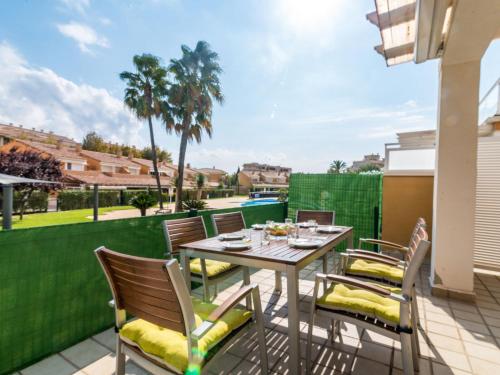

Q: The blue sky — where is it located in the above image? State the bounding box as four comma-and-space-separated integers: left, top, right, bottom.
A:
0, 0, 499, 172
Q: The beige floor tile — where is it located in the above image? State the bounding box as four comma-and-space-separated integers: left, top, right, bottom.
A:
452, 310, 484, 324
324, 333, 360, 354
60, 338, 110, 369
356, 340, 392, 364
432, 347, 471, 372
231, 359, 267, 375
314, 347, 354, 373
21, 355, 77, 375
432, 361, 472, 375
468, 357, 500, 375
462, 341, 500, 364
483, 315, 500, 328
455, 319, 491, 335
426, 321, 461, 339
393, 350, 432, 371
427, 312, 459, 326
205, 352, 242, 374
427, 332, 465, 353
361, 330, 395, 347
92, 328, 116, 352
350, 357, 390, 375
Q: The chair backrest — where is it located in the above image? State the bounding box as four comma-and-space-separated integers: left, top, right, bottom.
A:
296, 210, 335, 225
407, 218, 427, 262
163, 216, 207, 257
212, 211, 246, 235
95, 247, 196, 336
401, 226, 430, 296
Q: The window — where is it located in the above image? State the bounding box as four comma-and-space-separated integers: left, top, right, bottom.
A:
66, 162, 72, 170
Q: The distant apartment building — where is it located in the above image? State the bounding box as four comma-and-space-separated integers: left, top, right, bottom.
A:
238, 163, 291, 193
194, 167, 227, 188
348, 153, 385, 172
0, 123, 219, 191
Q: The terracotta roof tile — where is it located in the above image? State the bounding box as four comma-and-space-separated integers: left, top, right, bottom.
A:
63, 170, 173, 187
80, 150, 140, 168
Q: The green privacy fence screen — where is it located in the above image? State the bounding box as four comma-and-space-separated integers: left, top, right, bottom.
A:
0, 203, 284, 375
287, 173, 383, 250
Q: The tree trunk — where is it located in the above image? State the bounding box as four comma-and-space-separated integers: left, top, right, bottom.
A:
147, 115, 164, 209
175, 120, 191, 212
140, 207, 146, 217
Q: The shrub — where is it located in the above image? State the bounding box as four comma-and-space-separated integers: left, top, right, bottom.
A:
57, 190, 120, 211
182, 199, 208, 211
129, 192, 157, 216
0, 191, 49, 213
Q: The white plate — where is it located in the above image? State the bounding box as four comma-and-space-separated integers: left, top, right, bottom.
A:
298, 222, 318, 228
223, 241, 252, 251
218, 233, 245, 241
288, 238, 323, 249
316, 226, 343, 234
251, 224, 266, 230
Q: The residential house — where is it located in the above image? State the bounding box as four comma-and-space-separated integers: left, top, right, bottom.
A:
194, 167, 227, 188
0, 122, 77, 148
238, 163, 291, 193
348, 153, 385, 172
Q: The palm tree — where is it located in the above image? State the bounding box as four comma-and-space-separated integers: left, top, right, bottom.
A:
120, 54, 169, 209
328, 160, 347, 174
195, 173, 205, 200
166, 41, 224, 212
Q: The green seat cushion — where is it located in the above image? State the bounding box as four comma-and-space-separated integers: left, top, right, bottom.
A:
346, 259, 404, 283
316, 283, 400, 325
120, 298, 252, 373
190, 258, 237, 277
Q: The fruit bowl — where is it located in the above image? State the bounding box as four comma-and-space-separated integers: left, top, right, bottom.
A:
267, 224, 293, 237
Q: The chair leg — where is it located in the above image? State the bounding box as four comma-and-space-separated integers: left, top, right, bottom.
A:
305, 311, 316, 375
243, 267, 252, 309
252, 288, 268, 374
400, 333, 415, 375
411, 287, 420, 327
116, 337, 125, 375
322, 254, 328, 292
202, 280, 210, 302
410, 295, 421, 357
213, 283, 218, 299
410, 328, 420, 372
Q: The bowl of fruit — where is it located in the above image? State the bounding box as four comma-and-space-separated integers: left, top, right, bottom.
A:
267, 223, 294, 237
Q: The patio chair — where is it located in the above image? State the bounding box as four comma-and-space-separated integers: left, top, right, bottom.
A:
95, 247, 268, 375
211, 211, 246, 236
296, 209, 336, 289
305, 234, 431, 375
296, 209, 335, 226
340, 218, 427, 325
163, 216, 250, 304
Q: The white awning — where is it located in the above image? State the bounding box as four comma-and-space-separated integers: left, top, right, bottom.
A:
0, 173, 60, 185
368, 0, 453, 66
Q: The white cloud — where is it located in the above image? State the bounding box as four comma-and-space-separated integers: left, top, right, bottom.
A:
0, 41, 143, 146
56, 21, 109, 54
58, 0, 90, 15
99, 17, 112, 26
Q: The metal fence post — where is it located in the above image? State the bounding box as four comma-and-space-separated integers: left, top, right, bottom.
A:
93, 184, 99, 222
2, 184, 13, 230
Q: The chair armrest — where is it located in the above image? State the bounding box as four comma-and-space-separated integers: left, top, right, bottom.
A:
315, 273, 409, 303
316, 274, 391, 295
359, 238, 408, 252
208, 284, 256, 322
346, 249, 404, 265
343, 252, 400, 266
191, 284, 258, 340
108, 300, 115, 308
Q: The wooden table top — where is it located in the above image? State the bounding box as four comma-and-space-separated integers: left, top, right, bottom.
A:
179, 226, 353, 266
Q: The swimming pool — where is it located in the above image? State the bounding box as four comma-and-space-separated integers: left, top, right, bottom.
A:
240, 198, 278, 207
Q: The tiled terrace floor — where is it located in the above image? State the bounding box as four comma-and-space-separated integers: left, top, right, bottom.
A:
17, 255, 500, 375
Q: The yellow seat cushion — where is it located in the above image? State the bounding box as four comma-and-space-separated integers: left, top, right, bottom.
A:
190, 258, 236, 277
346, 259, 404, 283
316, 283, 400, 325
119, 298, 252, 373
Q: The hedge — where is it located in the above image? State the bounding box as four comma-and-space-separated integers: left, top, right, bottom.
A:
0, 191, 49, 214
201, 189, 234, 199
57, 191, 120, 211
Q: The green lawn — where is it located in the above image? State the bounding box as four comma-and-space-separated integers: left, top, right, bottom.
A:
2, 206, 134, 230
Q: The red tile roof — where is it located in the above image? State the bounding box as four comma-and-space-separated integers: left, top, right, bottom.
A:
63, 170, 172, 187
80, 150, 140, 168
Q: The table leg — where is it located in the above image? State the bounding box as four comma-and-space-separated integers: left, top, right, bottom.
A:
322, 254, 328, 292
180, 251, 191, 292
286, 265, 300, 375
275, 271, 282, 293
347, 232, 354, 249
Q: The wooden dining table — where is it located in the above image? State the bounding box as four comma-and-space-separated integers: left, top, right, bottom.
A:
178, 225, 354, 375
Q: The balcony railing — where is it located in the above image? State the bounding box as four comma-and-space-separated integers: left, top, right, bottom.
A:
479, 78, 500, 125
